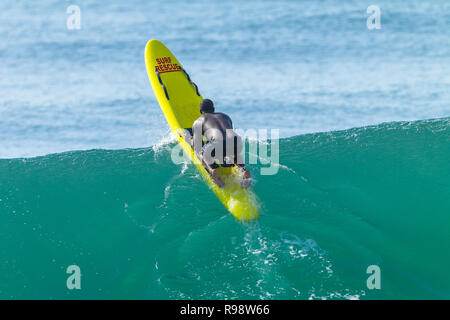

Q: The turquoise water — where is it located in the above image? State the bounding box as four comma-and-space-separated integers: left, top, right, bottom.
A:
1, 118, 449, 299
1, 0, 449, 300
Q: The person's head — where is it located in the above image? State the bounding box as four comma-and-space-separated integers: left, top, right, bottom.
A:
200, 99, 215, 114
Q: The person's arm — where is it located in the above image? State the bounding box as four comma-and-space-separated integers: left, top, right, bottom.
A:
227, 115, 233, 129
220, 113, 233, 128
183, 128, 194, 147
193, 117, 216, 175
224, 115, 246, 169
192, 117, 204, 158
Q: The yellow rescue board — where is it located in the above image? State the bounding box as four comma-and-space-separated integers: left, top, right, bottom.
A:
145, 39, 259, 221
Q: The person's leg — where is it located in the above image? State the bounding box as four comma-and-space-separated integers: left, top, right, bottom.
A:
202, 141, 225, 187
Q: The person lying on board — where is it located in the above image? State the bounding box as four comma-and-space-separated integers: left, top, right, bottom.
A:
190, 99, 251, 188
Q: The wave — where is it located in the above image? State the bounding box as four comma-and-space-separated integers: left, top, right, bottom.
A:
0, 117, 449, 299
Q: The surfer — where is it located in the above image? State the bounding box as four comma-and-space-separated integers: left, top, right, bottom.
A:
191, 99, 251, 188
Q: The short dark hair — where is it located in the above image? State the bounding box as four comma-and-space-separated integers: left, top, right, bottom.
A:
200, 99, 214, 114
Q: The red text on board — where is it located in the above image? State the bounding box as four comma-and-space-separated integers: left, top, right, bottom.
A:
155, 57, 180, 73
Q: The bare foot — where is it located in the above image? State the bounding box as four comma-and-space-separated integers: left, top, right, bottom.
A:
211, 169, 225, 188
240, 169, 251, 188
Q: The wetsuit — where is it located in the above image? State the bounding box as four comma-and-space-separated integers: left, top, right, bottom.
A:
192, 112, 244, 173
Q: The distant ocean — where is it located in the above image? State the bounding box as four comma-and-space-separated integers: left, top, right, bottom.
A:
0, 0, 449, 300
1, 0, 449, 158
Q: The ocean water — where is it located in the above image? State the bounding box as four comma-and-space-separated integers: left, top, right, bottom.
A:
1, 0, 450, 157
1, 118, 449, 299
1, 0, 450, 299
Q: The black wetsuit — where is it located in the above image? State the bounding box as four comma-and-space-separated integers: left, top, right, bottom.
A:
191, 112, 243, 173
